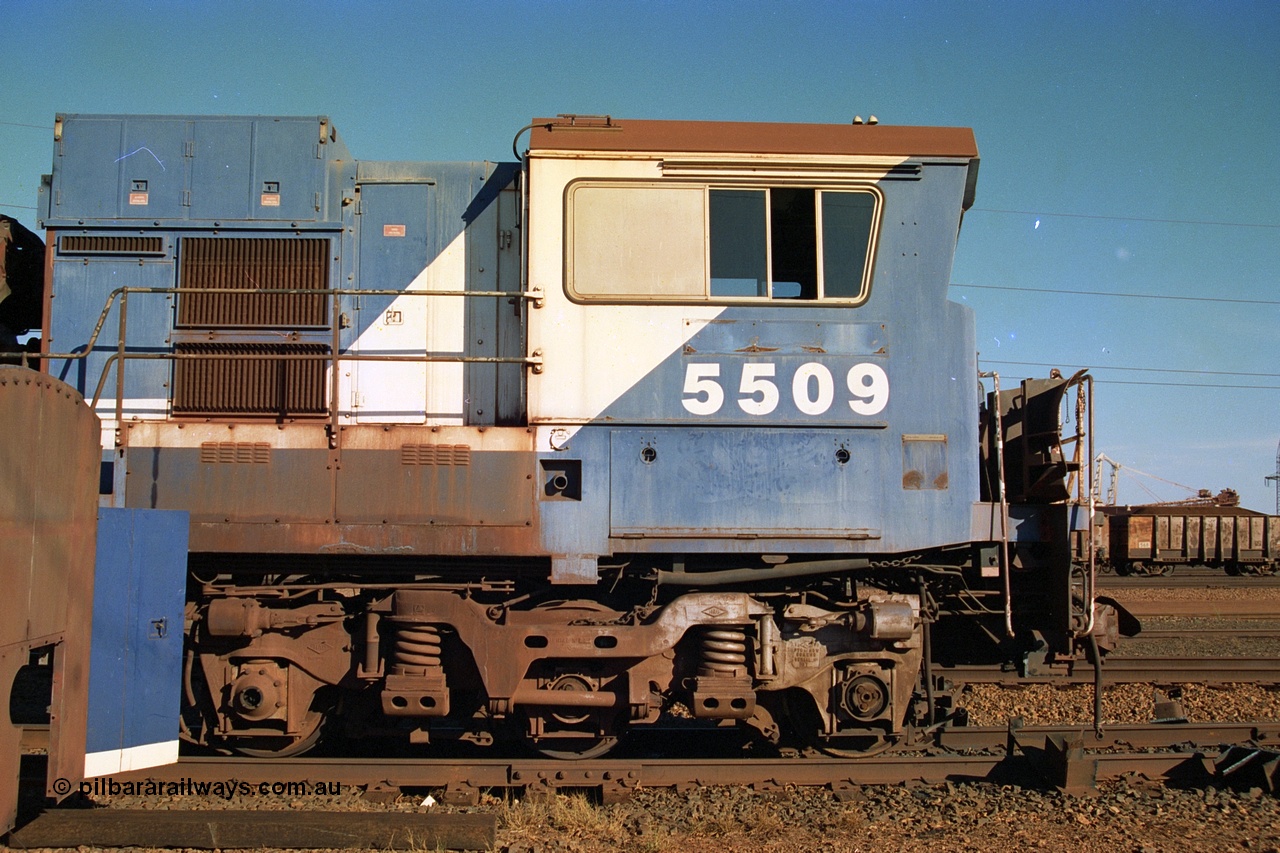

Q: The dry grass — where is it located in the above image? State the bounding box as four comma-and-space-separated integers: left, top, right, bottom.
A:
495, 790, 669, 852
489, 787, 869, 853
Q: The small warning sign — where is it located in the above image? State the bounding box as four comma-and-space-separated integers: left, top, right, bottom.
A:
261, 193, 281, 207
128, 192, 149, 206
383, 224, 406, 238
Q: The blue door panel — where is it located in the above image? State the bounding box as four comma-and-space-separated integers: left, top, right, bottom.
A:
84, 508, 188, 777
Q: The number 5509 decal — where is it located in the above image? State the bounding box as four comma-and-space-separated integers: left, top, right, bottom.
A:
681, 362, 889, 417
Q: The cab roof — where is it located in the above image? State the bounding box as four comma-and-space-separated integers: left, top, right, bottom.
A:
528, 115, 978, 160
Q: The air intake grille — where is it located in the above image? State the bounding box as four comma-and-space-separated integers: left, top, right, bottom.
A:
401, 444, 472, 466
173, 342, 329, 416
60, 235, 165, 255
178, 237, 329, 327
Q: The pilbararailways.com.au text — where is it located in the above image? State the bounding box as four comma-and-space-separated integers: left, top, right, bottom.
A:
69, 778, 342, 798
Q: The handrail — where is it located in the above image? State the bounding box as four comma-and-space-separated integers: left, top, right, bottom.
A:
38, 285, 542, 361
1071, 372, 1096, 640
36, 285, 543, 436
978, 370, 1013, 639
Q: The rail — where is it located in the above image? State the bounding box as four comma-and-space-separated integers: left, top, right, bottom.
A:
938, 654, 1280, 684
19, 285, 545, 444
91, 719, 1280, 795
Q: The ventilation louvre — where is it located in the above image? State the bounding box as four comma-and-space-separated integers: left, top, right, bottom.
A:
60, 235, 165, 255
173, 342, 329, 417
200, 442, 271, 464
400, 444, 472, 466
178, 237, 328, 327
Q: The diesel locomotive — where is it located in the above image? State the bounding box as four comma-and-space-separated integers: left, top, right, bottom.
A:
18, 112, 1109, 760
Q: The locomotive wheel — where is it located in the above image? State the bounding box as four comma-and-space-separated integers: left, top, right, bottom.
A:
811, 730, 898, 759
525, 703, 621, 759
524, 675, 622, 759
228, 706, 327, 758
781, 692, 899, 759
527, 727, 620, 760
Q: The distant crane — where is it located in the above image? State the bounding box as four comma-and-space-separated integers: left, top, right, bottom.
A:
1267, 439, 1280, 514
1093, 453, 1123, 506
1093, 453, 1239, 508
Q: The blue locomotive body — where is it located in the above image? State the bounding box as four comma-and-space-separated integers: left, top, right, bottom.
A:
30, 113, 1096, 759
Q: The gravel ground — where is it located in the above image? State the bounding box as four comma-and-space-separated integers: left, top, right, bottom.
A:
494, 781, 1280, 852
31, 777, 1280, 853
1117, 616, 1280, 659
964, 611, 1280, 727
963, 681, 1280, 727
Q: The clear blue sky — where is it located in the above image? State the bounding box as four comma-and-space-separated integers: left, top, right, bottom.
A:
4, 0, 1278, 511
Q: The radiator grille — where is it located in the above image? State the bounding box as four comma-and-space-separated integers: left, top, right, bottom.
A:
173, 342, 329, 416
178, 237, 329, 327
60, 235, 165, 255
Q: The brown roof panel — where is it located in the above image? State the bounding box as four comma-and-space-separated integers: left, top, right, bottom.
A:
528, 116, 978, 159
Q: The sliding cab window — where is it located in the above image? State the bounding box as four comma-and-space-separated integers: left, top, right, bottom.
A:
568, 183, 879, 303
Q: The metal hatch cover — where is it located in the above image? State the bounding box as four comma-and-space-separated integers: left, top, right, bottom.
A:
607, 427, 882, 539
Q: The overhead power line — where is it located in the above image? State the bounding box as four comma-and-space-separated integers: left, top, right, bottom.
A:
970, 207, 1280, 230
952, 283, 1280, 307
1090, 379, 1280, 390
986, 360, 1280, 379
980, 360, 1280, 391
0, 120, 54, 130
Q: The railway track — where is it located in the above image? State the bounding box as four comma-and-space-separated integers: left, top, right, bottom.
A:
17, 722, 1269, 845
12, 722, 1277, 851
1136, 626, 1280, 640
939, 655, 1280, 684
17, 652, 1276, 760
1104, 598, 1280, 618
73, 719, 1277, 801
1098, 573, 1280, 589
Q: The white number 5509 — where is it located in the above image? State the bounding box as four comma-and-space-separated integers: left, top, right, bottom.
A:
680, 361, 888, 417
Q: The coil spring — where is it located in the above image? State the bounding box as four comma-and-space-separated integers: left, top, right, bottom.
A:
392, 624, 443, 675
697, 627, 748, 677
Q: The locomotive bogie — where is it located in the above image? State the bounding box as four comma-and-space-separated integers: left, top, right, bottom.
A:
184, 584, 928, 756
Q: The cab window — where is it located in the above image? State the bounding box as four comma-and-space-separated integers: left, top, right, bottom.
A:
568, 183, 879, 303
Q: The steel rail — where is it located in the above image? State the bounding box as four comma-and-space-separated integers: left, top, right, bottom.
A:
937, 655, 1280, 684
33, 721, 1276, 763
1099, 575, 1280, 589
34, 719, 1265, 806
1133, 627, 1280, 640
1108, 600, 1280, 618
937, 721, 1280, 752
101, 740, 1239, 795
